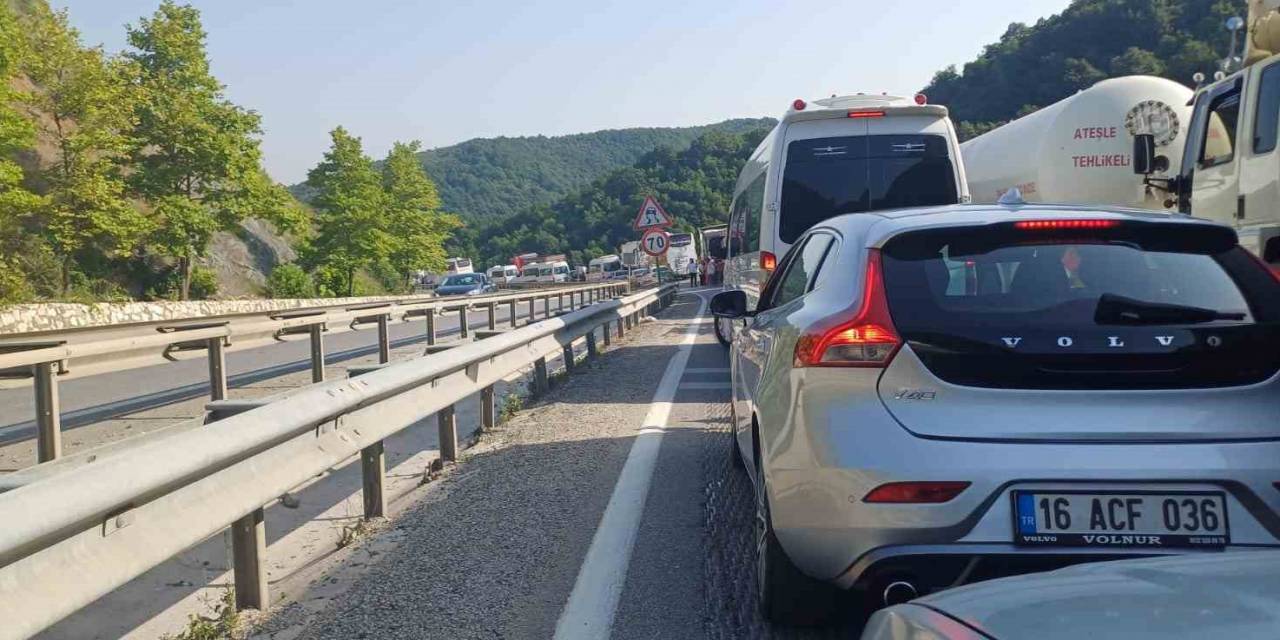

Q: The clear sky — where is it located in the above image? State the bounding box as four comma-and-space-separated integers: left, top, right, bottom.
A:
54, 0, 1070, 184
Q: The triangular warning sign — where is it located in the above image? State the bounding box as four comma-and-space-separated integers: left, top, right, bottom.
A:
632, 196, 673, 231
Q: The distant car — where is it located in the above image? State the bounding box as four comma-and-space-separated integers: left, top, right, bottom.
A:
433, 273, 496, 296
710, 201, 1280, 626
863, 551, 1280, 640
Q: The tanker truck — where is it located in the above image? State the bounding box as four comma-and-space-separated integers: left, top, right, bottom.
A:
962, 75, 1194, 210
1132, 0, 1280, 269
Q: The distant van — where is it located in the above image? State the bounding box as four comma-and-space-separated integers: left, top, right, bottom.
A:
717, 94, 969, 344
535, 260, 569, 283
488, 264, 519, 284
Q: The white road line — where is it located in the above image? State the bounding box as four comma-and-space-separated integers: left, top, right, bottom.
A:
552, 292, 709, 640
675, 378, 727, 389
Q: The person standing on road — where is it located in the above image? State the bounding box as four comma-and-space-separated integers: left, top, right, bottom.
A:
705, 258, 716, 287
687, 258, 698, 286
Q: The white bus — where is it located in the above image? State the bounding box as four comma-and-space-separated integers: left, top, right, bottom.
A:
667, 232, 698, 275
717, 93, 969, 345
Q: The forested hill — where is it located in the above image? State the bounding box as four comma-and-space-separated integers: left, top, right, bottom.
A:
409, 118, 773, 221
923, 0, 1245, 137
449, 125, 771, 269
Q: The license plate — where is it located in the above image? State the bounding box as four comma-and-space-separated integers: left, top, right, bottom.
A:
1012, 490, 1229, 549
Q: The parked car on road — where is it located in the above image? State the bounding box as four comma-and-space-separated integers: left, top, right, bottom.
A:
433, 273, 497, 296
710, 200, 1280, 627
863, 551, 1280, 640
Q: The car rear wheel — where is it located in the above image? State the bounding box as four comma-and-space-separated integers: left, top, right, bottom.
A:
753, 437, 842, 626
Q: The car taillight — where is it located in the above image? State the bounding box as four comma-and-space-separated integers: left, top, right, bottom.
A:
1246, 250, 1280, 283
794, 249, 900, 367
760, 251, 777, 272
863, 481, 970, 503
847, 110, 885, 118
1014, 219, 1120, 230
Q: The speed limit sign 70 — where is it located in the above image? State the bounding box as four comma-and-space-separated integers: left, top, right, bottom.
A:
640, 228, 669, 256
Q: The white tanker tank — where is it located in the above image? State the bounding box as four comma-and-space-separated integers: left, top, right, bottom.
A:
961, 76, 1194, 210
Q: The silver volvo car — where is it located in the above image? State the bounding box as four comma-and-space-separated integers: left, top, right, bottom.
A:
710, 203, 1280, 626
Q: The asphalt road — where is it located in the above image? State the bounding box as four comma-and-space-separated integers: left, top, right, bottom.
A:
0, 297, 570, 446
250, 288, 863, 640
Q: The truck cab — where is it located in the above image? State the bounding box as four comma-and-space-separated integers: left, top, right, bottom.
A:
1160, 3, 1280, 270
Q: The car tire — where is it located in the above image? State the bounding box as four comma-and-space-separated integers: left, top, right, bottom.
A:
754, 437, 841, 626
713, 316, 731, 347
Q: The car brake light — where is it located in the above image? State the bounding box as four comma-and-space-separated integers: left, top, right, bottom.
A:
760, 251, 777, 272
1014, 219, 1120, 230
792, 98, 806, 111
794, 249, 901, 367
863, 481, 970, 503
914, 93, 928, 105
848, 110, 885, 118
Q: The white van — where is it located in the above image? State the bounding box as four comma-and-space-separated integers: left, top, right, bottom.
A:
536, 260, 570, 283
586, 254, 623, 282
487, 264, 519, 284
717, 93, 969, 344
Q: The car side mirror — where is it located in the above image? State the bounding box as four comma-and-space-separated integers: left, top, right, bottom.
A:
1133, 134, 1156, 175
710, 290, 749, 318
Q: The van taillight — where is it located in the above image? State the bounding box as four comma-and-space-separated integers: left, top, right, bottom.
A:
794, 250, 901, 367
760, 251, 777, 272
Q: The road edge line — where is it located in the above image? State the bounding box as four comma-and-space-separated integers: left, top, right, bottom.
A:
552, 292, 708, 640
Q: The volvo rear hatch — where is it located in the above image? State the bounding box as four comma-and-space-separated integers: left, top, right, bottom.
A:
875, 216, 1280, 442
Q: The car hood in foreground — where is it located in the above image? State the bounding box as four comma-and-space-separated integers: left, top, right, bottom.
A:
912, 552, 1280, 639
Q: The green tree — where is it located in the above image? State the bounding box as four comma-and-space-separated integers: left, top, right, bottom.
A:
19, 5, 149, 295
0, 3, 47, 303
302, 127, 389, 296
381, 140, 460, 287
124, 1, 295, 299
1110, 46, 1166, 76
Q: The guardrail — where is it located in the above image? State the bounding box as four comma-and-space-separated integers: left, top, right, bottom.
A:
0, 282, 628, 463
0, 283, 679, 639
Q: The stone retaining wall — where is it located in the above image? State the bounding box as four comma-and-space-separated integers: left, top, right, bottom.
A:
0, 295, 427, 336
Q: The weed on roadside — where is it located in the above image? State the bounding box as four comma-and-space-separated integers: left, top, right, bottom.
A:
162, 588, 240, 640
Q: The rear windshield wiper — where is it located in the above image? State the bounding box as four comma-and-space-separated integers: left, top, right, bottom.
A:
1094, 294, 1247, 325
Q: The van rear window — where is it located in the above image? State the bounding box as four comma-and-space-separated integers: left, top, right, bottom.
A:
779, 135, 957, 243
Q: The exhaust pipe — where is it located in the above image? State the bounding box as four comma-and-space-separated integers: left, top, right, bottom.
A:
882, 581, 918, 606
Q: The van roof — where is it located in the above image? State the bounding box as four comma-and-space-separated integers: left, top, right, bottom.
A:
782, 93, 948, 124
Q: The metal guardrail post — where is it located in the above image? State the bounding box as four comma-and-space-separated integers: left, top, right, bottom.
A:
534, 357, 548, 395
487, 302, 497, 330
527, 298, 536, 322
563, 343, 576, 374
231, 508, 269, 611
438, 404, 458, 462
204, 399, 271, 612
207, 338, 228, 401
542, 295, 550, 318
377, 314, 391, 364
616, 318, 625, 339
33, 362, 61, 462
557, 292, 564, 311
602, 323, 611, 347
586, 329, 598, 358
481, 385, 496, 431
309, 324, 325, 383
361, 441, 386, 519
425, 309, 437, 346
458, 307, 469, 340
347, 365, 389, 519
508, 300, 518, 328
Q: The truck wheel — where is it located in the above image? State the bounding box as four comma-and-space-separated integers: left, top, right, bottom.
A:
753, 439, 843, 626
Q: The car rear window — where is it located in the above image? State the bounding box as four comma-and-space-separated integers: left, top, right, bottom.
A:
779, 134, 957, 243
879, 222, 1280, 389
